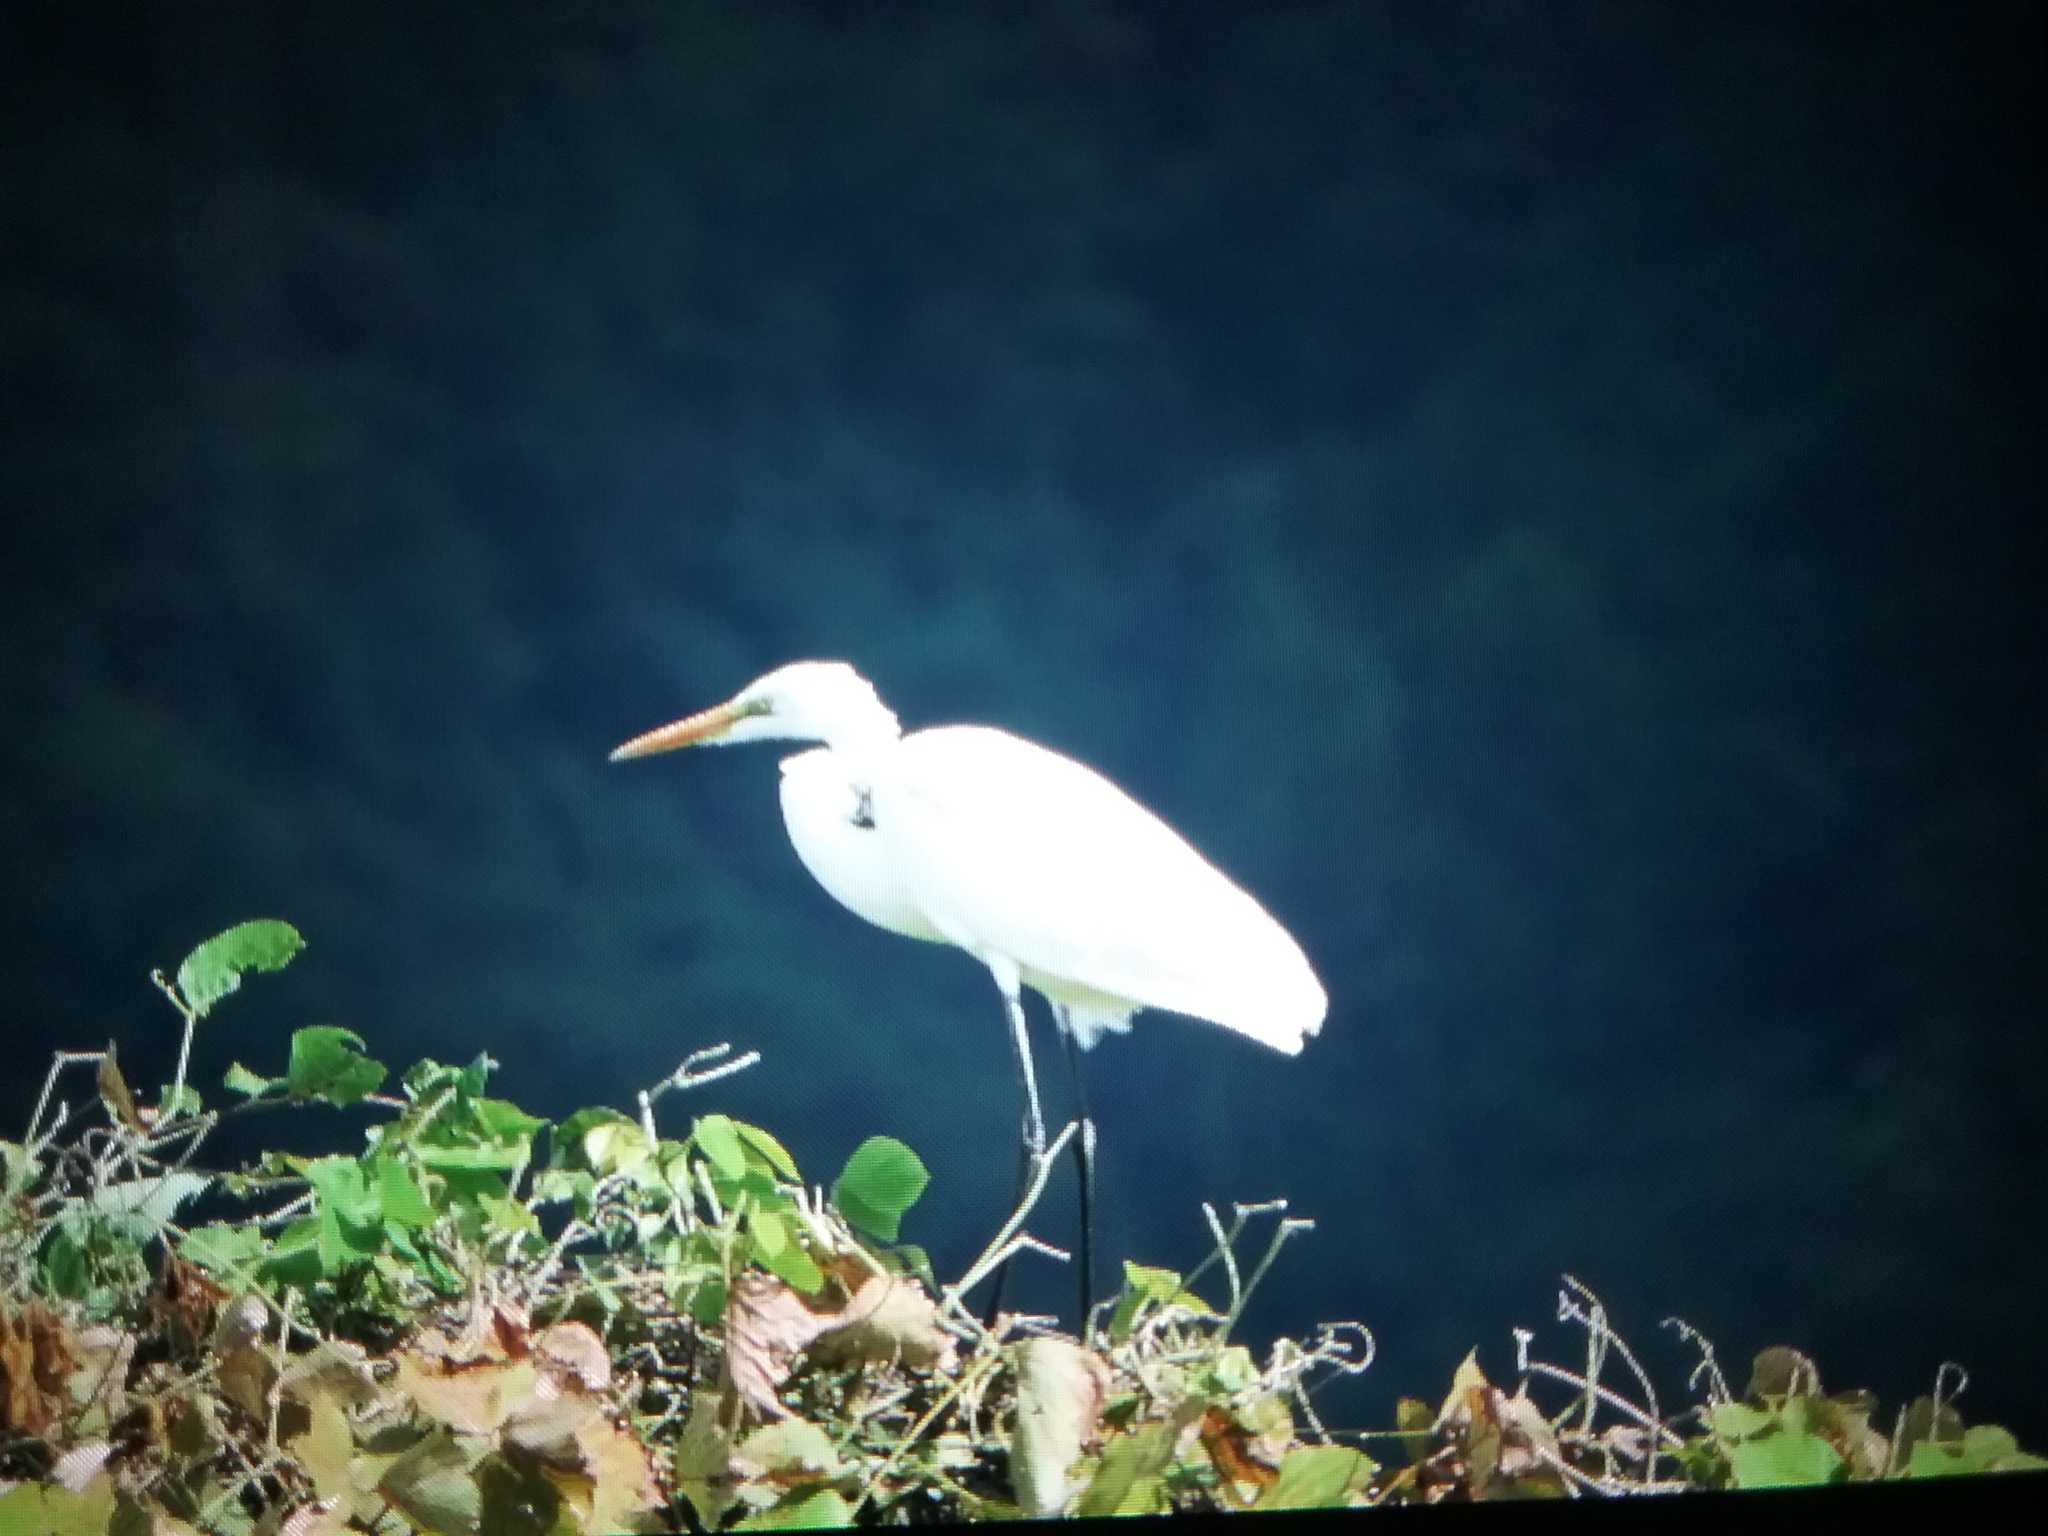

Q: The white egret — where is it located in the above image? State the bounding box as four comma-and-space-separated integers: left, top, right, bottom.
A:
610, 660, 1326, 1314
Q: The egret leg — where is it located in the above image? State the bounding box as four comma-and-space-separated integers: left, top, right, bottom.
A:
1060, 1013, 1098, 1335
983, 959, 1043, 1327
1000, 968, 1047, 1158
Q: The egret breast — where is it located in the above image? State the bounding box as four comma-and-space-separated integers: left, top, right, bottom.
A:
777, 747, 947, 944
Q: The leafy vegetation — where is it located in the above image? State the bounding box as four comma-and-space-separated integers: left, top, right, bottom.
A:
1, 923, 2039, 1531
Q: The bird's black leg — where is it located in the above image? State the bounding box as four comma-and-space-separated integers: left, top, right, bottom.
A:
1059, 1011, 1098, 1337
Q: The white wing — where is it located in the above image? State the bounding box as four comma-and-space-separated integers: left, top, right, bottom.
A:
876, 726, 1326, 1053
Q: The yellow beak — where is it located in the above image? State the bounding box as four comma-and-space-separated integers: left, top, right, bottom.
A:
608, 700, 747, 761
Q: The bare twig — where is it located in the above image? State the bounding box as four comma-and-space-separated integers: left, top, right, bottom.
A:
636, 1043, 762, 1139
148, 969, 201, 1128
1661, 1315, 1730, 1405
1232, 1211, 1315, 1333
945, 1120, 1079, 1312
25, 1050, 107, 1151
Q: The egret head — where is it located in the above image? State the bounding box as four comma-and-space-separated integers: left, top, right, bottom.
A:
609, 660, 900, 760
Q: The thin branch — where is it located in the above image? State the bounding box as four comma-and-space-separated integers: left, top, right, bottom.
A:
636, 1043, 762, 1139
148, 969, 201, 1128
25, 1051, 106, 1151
945, 1120, 1079, 1309
1229, 1211, 1315, 1334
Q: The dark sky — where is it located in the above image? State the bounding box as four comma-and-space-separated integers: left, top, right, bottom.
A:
4, 2, 2044, 1448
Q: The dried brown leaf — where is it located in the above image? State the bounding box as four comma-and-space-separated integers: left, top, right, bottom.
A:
97, 1045, 149, 1134
533, 1320, 610, 1394
1494, 1387, 1566, 1490
0, 1300, 78, 1436
571, 1416, 664, 1531
151, 1250, 230, 1352
1425, 1356, 1566, 1500
1010, 1338, 1112, 1516
64, 1324, 134, 1436
500, 1368, 605, 1457
734, 1418, 844, 1487
216, 1343, 276, 1424
1201, 1406, 1283, 1494
806, 1274, 956, 1374
212, 1293, 271, 1354
1748, 1346, 1820, 1400
393, 1351, 538, 1436
279, 1338, 381, 1413
725, 1272, 841, 1421
486, 1299, 532, 1361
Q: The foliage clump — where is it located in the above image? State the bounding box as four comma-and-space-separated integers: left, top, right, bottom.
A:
0, 921, 2039, 1531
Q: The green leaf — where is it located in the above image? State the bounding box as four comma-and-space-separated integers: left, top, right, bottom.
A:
1197, 1344, 1259, 1399
1905, 1440, 1972, 1478
1903, 1424, 2037, 1477
1077, 1424, 1174, 1518
1123, 1262, 1182, 1300
155, 1083, 204, 1117
1725, 1426, 1845, 1489
180, 1222, 265, 1276
831, 1136, 929, 1242
529, 1167, 595, 1211
687, 1278, 729, 1327
1108, 1260, 1217, 1341
415, 1141, 529, 1173
1961, 1424, 2020, 1467
735, 1120, 801, 1180
1259, 1445, 1376, 1510
694, 1114, 749, 1182
469, 1097, 547, 1142
223, 1062, 276, 1098
285, 1026, 387, 1107
403, 1057, 490, 1103
262, 1217, 323, 1287
0, 1474, 119, 1536
477, 1191, 539, 1243
555, 1109, 651, 1177
37, 1228, 89, 1299
378, 1430, 488, 1535
315, 1199, 348, 1274
293, 1155, 379, 1227
377, 1156, 434, 1229
293, 1155, 382, 1274
89, 1170, 212, 1226
737, 1488, 853, 1530
747, 1210, 825, 1293
1707, 1401, 1776, 1440
175, 919, 305, 1019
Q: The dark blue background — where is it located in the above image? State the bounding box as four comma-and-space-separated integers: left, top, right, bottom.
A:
4, 3, 2042, 1446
